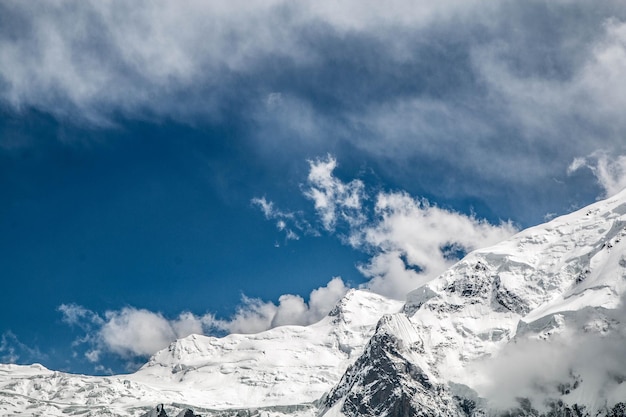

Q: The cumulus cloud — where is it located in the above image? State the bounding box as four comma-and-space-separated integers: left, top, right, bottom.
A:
58, 277, 349, 367
262, 156, 517, 299
215, 277, 349, 333
59, 304, 218, 362
99, 308, 213, 358
568, 152, 626, 198
355, 192, 516, 298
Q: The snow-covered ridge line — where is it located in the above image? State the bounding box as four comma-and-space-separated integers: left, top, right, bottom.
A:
0, 290, 403, 416
324, 188, 626, 416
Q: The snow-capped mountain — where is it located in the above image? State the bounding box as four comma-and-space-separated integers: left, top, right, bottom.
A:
0, 290, 403, 417
322, 189, 626, 416
3, 190, 626, 416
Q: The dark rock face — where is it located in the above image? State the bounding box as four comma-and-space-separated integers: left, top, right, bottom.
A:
321, 315, 462, 417
321, 311, 626, 417
141, 405, 201, 417
141, 404, 169, 417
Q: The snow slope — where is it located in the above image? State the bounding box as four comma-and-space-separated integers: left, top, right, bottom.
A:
0, 290, 402, 416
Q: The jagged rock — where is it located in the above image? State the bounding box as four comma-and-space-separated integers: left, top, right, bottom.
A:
141, 404, 168, 417
322, 314, 462, 417
323, 190, 626, 416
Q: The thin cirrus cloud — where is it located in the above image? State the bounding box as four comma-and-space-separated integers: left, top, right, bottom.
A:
0, 331, 47, 365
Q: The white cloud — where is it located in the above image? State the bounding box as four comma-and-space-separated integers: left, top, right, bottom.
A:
568, 152, 626, 198
474, 312, 626, 412
303, 155, 366, 232
216, 295, 278, 334
100, 308, 180, 358
85, 349, 101, 363
251, 196, 307, 241
268, 156, 517, 300
59, 303, 104, 328
59, 305, 219, 362
217, 277, 349, 333
353, 191, 517, 299
59, 277, 349, 365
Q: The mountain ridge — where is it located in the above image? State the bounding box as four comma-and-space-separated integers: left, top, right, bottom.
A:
2, 190, 626, 416
323, 188, 626, 416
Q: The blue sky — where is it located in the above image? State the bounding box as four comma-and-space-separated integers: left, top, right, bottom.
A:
2, 0, 626, 374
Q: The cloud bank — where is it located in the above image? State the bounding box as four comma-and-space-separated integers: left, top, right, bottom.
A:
474, 308, 626, 412
3, 0, 626, 212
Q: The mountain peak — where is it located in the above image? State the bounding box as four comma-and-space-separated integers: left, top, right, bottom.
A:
324, 191, 626, 416
327, 289, 400, 325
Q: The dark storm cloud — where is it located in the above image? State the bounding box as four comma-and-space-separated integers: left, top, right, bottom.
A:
2, 0, 626, 222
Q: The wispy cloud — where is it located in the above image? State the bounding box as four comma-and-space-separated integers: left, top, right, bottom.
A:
568, 151, 626, 198
303, 155, 366, 232
251, 197, 310, 242
257, 155, 517, 299
0, 331, 47, 364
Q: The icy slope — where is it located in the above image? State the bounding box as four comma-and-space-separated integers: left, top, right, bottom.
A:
0, 290, 402, 416
128, 289, 403, 409
0, 363, 170, 417
323, 189, 626, 416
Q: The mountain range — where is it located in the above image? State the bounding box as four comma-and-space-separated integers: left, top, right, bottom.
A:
2, 189, 626, 416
